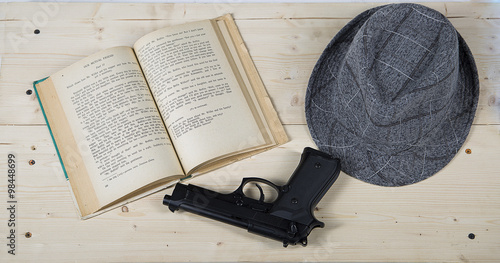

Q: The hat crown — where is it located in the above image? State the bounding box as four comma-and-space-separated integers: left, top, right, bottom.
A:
305, 3, 479, 186
334, 4, 460, 146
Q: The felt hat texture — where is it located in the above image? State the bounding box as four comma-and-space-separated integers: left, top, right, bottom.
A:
305, 3, 479, 186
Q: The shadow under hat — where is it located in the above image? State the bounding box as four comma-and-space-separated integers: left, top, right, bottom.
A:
305, 3, 479, 186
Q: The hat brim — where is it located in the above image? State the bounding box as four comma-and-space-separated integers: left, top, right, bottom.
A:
305, 5, 479, 186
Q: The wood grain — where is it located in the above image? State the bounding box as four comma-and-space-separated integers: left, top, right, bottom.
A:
1, 2, 499, 262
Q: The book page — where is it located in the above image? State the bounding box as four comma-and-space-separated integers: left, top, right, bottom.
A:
49, 47, 184, 206
134, 21, 268, 172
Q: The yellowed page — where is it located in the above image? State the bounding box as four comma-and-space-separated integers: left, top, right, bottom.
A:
134, 21, 267, 172
50, 46, 184, 206
214, 15, 288, 147
36, 77, 100, 217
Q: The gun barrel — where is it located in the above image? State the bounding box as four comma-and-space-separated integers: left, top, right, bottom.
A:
163, 183, 299, 245
164, 192, 248, 229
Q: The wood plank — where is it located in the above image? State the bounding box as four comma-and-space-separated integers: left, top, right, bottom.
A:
2, 2, 500, 21
0, 123, 499, 262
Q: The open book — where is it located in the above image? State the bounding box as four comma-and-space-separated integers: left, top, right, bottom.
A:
34, 14, 288, 219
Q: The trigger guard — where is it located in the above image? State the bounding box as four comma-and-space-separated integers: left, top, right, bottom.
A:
235, 177, 281, 202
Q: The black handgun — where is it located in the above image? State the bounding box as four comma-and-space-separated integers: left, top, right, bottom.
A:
163, 147, 341, 247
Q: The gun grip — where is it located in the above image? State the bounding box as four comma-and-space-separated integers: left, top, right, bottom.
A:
270, 147, 341, 227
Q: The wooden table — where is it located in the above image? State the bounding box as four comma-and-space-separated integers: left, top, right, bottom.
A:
1, 2, 499, 262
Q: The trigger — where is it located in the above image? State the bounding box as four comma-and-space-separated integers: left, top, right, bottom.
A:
254, 183, 265, 203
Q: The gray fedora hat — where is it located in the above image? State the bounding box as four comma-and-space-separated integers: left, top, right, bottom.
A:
305, 3, 479, 186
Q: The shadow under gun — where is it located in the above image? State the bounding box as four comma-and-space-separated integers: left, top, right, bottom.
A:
163, 147, 341, 247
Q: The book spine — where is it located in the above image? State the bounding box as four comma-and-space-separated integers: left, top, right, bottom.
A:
33, 77, 69, 180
